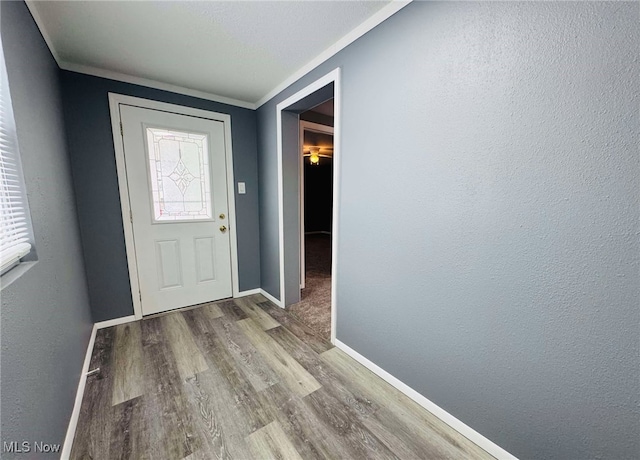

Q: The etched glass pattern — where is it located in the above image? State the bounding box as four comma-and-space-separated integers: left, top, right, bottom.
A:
146, 128, 212, 221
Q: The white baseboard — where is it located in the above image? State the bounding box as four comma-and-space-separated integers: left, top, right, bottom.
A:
61, 324, 98, 460
95, 315, 136, 330
63, 306, 513, 459
235, 288, 261, 298
259, 288, 283, 308
61, 315, 136, 458
334, 340, 518, 460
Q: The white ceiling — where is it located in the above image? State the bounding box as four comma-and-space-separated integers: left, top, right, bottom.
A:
28, 1, 396, 108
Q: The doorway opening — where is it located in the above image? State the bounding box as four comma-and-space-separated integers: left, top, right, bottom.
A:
276, 68, 341, 344
292, 110, 334, 340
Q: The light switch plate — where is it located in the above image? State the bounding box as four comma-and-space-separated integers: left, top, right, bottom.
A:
238, 182, 246, 194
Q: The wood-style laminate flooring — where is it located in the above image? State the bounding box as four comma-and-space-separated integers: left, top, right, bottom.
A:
71, 294, 494, 460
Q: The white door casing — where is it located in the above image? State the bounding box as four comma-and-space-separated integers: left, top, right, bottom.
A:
109, 94, 239, 319
276, 68, 341, 344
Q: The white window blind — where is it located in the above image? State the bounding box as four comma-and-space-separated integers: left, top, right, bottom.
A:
0, 40, 31, 275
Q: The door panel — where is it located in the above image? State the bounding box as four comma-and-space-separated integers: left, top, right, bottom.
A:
156, 239, 182, 289
194, 237, 216, 283
120, 104, 232, 315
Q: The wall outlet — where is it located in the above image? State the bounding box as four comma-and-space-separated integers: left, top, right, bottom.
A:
238, 182, 246, 194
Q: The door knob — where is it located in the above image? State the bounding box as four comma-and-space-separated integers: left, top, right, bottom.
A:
219, 225, 227, 233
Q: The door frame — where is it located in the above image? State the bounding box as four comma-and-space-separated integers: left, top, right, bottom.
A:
299, 120, 334, 289
108, 93, 240, 320
276, 68, 341, 344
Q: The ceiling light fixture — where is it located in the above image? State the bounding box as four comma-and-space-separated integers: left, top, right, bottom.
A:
303, 146, 333, 165
309, 148, 320, 165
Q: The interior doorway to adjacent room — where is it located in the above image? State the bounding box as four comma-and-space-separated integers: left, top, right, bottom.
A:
276, 69, 340, 344
293, 103, 334, 340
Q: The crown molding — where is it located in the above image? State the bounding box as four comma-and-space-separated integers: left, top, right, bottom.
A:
25, 0, 412, 111
255, 0, 412, 108
24, 0, 255, 110
60, 61, 255, 109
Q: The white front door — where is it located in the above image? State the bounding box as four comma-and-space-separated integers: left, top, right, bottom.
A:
120, 104, 232, 316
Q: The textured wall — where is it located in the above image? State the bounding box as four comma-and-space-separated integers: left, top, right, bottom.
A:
60, 72, 261, 321
257, 2, 639, 458
0, 1, 93, 454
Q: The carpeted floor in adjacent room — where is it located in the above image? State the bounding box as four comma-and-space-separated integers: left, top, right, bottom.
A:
287, 234, 332, 341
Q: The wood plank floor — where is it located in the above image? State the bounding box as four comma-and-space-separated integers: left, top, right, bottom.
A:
71, 294, 494, 460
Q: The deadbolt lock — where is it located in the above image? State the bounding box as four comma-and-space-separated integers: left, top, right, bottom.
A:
219, 225, 227, 233
219, 213, 226, 219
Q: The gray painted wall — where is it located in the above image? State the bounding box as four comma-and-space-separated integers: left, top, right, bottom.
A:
258, 82, 334, 301
257, 2, 639, 459
281, 83, 335, 305
257, 105, 281, 299
281, 110, 301, 306
0, 1, 93, 454
60, 72, 261, 321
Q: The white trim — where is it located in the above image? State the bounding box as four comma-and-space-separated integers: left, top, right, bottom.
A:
60, 324, 97, 460
222, 116, 241, 300
330, 75, 341, 345
335, 340, 519, 460
259, 288, 283, 308
299, 121, 335, 136
256, 1, 411, 108
299, 121, 335, 290
95, 315, 136, 330
60, 316, 140, 458
299, 124, 305, 290
27, 0, 409, 110
108, 93, 241, 320
236, 288, 261, 298
276, 108, 286, 308
64, 62, 254, 110
276, 68, 341, 344
108, 95, 142, 320
24, 2, 254, 109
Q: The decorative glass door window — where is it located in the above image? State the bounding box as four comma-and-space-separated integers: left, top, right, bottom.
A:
146, 127, 213, 222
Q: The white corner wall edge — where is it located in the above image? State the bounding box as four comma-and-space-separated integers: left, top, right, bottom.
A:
334, 340, 519, 460
255, 0, 412, 108
259, 289, 283, 308
60, 324, 98, 460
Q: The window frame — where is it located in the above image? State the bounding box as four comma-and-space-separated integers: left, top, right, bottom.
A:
0, 36, 36, 283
